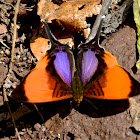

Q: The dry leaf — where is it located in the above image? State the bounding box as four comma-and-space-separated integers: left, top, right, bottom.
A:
38, 0, 102, 37
53, 2, 102, 32
37, 0, 59, 21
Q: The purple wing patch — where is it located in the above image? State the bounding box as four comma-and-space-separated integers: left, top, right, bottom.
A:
82, 49, 98, 85
53, 49, 72, 87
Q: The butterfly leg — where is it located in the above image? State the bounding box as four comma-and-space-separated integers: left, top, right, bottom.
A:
33, 104, 44, 122
84, 98, 98, 111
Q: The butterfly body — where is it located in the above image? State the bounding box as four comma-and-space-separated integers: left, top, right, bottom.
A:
71, 43, 104, 103
46, 41, 106, 103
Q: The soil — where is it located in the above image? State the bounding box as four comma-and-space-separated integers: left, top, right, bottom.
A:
0, 0, 140, 140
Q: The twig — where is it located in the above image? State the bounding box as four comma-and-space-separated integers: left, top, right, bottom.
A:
3, 88, 21, 140
10, 0, 21, 71
3, 0, 21, 139
0, 40, 11, 49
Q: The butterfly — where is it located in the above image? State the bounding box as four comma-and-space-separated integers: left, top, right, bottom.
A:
11, 0, 140, 104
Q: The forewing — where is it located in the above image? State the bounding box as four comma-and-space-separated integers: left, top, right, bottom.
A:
11, 53, 72, 103
84, 51, 140, 99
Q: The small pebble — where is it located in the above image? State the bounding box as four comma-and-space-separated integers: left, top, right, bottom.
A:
27, 59, 32, 64
58, 134, 60, 139
5, 49, 10, 56
0, 51, 4, 54
41, 126, 46, 132
23, 57, 27, 61
34, 123, 41, 131
16, 55, 20, 59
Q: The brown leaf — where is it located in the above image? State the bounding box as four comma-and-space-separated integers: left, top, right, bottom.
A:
37, 0, 59, 21
37, 0, 102, 37
54, 2, 101, 32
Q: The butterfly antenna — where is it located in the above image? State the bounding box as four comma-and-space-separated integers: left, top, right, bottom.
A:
41, 19, 61, 47
86, 0, 112, 44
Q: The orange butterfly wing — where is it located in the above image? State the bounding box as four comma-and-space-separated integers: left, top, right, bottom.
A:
11, 54, 72, 103
84, 51, 140, 99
